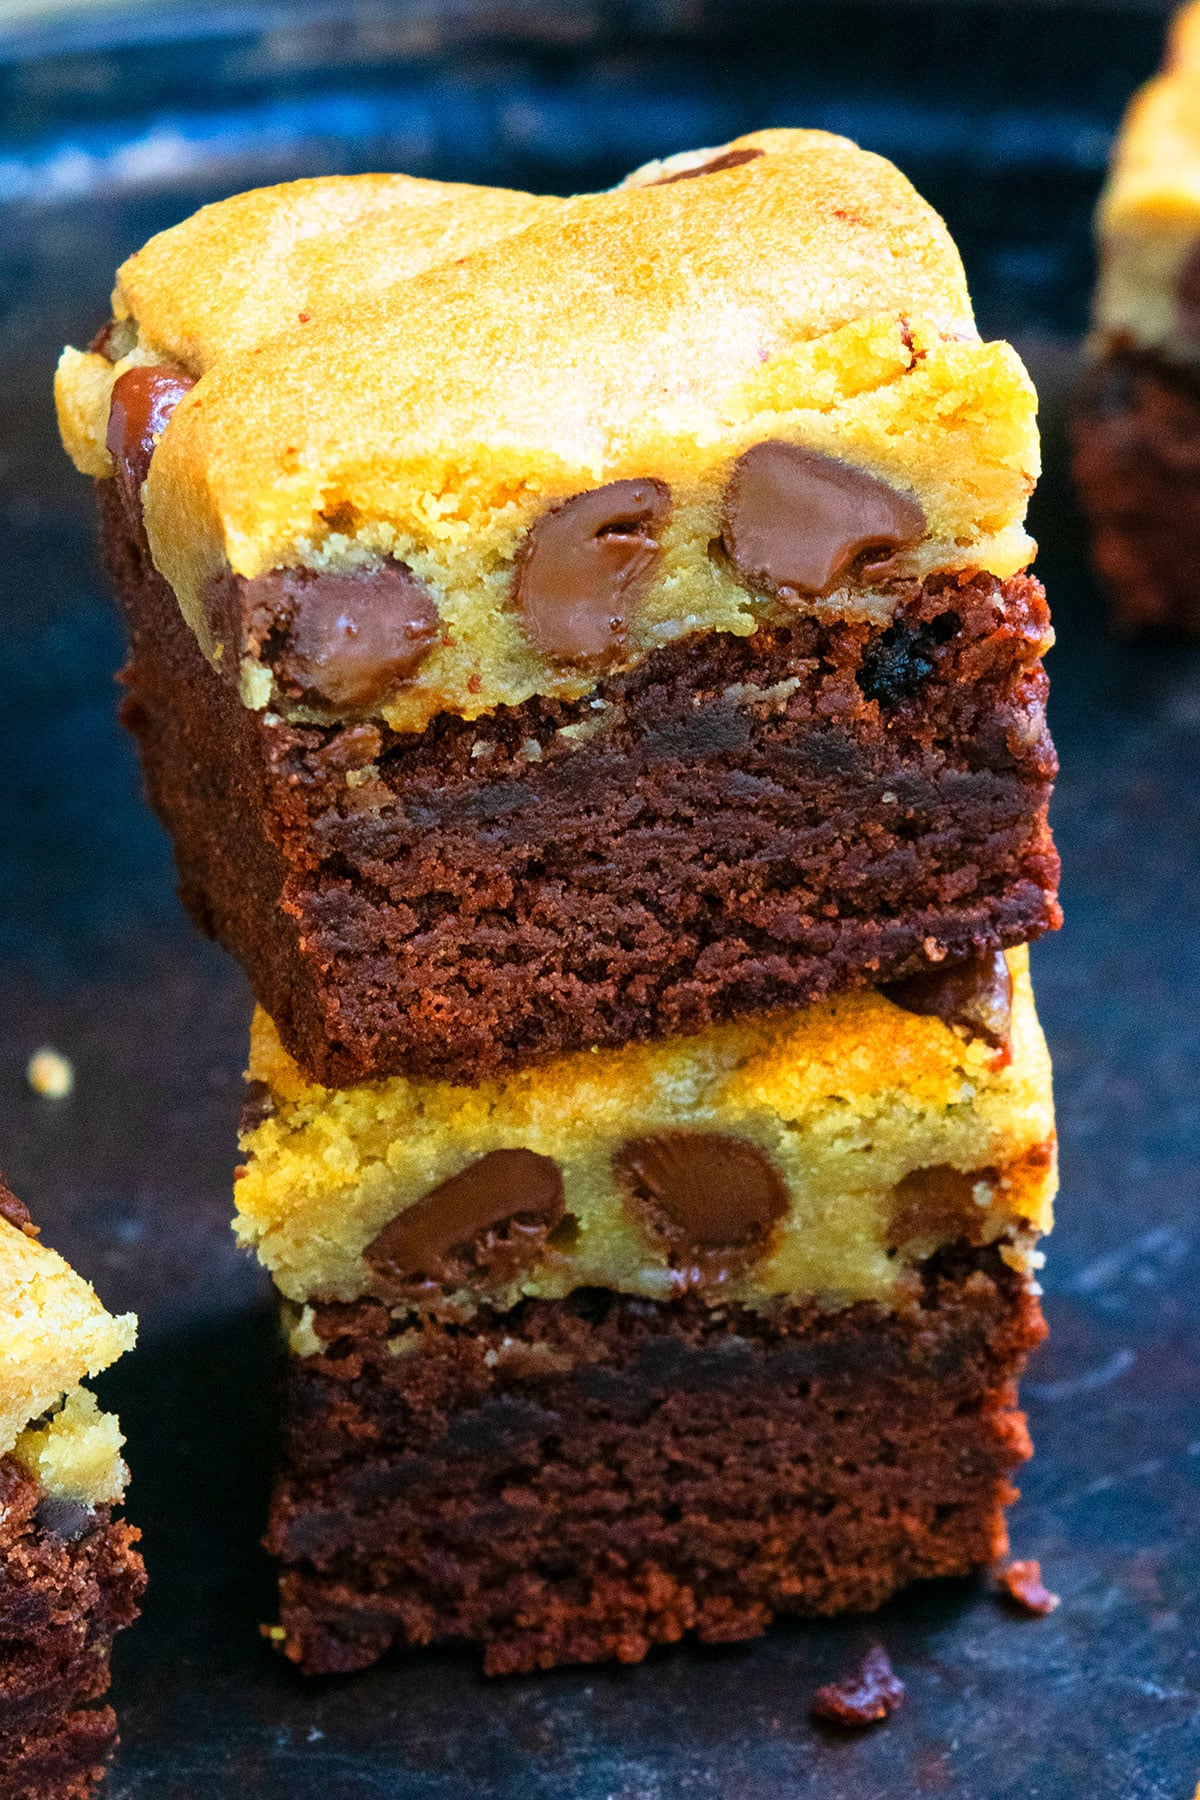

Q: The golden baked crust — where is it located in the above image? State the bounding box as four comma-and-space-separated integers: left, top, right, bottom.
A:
235, 947, 1056, 1313
0, 1217, 136, 1461
116, 173, 557, 373
57, 129, 1040, 731
1091, 3, 1200, 355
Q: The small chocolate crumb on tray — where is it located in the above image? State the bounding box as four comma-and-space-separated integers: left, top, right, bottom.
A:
811, 1646, 906, 1728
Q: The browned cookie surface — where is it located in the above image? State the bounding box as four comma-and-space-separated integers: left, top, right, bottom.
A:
266, 1244, 1045, 1676
105, 484, 1059, 1087
0, 1457, 145, 1800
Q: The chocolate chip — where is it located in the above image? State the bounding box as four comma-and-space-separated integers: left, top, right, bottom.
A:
364, 1149, 565, 1289
106, 364, 196, 514
616, 1132, 787, 1287
653, 147, 765, 185
250, 565, 439, 710
857, 610, 959, 706
34, 1495, 96, 1543
811, 1646, 905, 1727
0, 1179, 37, 1238
887, 1163, 995, 1250
883, 949, 1013, 1049
721, 442, 925, 600
237, 1079, 276, 1137
515, 479, 670, 663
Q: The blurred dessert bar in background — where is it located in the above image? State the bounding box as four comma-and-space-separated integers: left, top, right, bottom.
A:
0, 1182, 143, 1799
1075, 0, 1200, 632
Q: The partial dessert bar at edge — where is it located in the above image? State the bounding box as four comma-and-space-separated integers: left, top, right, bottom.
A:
238, 949, 1055, 1675
0, 1181, 144, 1799
56, 128, 1060, 1086
1074, 0, 1200, 632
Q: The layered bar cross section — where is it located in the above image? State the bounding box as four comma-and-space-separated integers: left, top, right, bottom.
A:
1074, 0, 1200, 630
0, 1185, 143, 1799
236, 953, 1056, 1674
58, 129, 1059, 1085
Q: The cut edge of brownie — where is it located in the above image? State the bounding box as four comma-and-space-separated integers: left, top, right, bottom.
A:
267, 1241, 1045, 1677
103, 482, 1060, 1087
1073, 346, 1200, 634
0, 1457, 145, 1800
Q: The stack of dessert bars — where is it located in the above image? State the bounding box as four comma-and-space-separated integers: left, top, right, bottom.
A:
57, 128, 1061, 1676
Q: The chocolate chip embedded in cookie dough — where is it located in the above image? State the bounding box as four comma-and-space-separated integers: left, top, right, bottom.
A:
515, 479, 670, 663
250, 564, 439, 710
887, 1163, 995, 1249
883, 949, 1013, 1049
616, 1131, 787, 1284
364, 1148, 565, 1287
106, 364, 197, 514
653, 147, 765, 185
721, 441, 925, 600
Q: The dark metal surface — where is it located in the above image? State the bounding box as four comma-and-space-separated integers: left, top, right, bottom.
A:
1, 4, 1198, 1794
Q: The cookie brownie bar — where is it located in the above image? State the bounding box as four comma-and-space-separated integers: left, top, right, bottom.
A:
57, 130, 1059, 1085
0, 1184, 144, 1798
1074, 2, 1200, 631
237, 950, 1055, 1674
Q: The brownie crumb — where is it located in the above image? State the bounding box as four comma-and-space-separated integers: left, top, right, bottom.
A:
811, 1645, 905, 1727
997, 1558, 1060, 1616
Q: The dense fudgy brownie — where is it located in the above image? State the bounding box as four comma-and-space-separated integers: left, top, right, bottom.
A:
106, 484, 1059, 1086
1073, 350, 1200, 633
267, 1243, 1045, 1676
0, 1458, 144, 1800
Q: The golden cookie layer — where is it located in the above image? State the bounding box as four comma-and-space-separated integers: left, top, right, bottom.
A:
235, 947, 1055, 1316
57, 130, 1039, 731
0, 1216, 136, 1477
1091, 1, 1200, 357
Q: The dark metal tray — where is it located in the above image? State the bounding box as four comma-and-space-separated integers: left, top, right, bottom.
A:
2, 4, 1197, 1793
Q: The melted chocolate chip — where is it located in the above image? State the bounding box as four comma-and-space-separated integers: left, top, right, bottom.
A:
721, 442, 925, 600
811, 1646, 905, 1727
249, 565, 439, 710
653, 147, 765, 185
0, 1180, 37, 1238
515, 479, 670, 663
857, 610, 959, 707
883, 949, 1013, 1050
106, 364, 197, 514
34, 1494, 95, 1543
364, 1149, 565, 1290
616, 1132, 787, 1287
237, 1079, 276, 1137
887, 1164, 995, 1249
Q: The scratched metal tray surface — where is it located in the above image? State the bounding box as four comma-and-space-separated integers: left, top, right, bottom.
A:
1, 2, 1198, 1794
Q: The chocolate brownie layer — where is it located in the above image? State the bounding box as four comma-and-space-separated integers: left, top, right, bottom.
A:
1073, 350, 1200, 633
106, 485, 1059, 1086
0, 1458, 144, 1800
267, 1244, 1045, 1676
